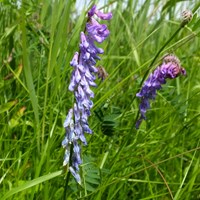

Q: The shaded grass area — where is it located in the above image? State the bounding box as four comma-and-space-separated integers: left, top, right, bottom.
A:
0, 0, 200, 199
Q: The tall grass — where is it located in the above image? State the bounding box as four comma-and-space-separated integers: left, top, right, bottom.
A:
0, 0, 200, 199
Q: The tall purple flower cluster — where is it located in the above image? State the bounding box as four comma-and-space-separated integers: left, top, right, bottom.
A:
62, 5, 112, 184
136, 54, 186, 129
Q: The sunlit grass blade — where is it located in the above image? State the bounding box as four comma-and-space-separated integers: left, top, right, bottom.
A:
2, 171, 62, 200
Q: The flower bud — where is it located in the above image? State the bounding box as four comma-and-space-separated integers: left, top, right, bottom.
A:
181, 10, 193, 27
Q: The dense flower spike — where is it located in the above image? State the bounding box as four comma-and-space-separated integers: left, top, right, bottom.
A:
62, 5, 112, 184
136, 54, 186, 129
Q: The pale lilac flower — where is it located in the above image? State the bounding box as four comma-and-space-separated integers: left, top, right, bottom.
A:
136, 54, 186, 129
62, 5, 112, 183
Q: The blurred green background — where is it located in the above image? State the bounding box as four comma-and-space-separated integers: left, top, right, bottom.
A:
0, 0, 200, 199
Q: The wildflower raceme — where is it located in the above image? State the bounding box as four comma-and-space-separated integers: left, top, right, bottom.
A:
136, 54, 186, 129
62, 5, 112, 183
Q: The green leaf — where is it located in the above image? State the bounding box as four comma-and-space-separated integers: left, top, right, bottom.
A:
0, 100, 17, 114
2, 171, 62, 199
9, 106, 26, 128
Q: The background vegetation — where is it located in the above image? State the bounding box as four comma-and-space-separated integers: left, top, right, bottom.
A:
1, 0, 200, 199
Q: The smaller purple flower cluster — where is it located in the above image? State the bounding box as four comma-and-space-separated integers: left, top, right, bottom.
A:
62, 5, 112, 184
136, 54, 186, 129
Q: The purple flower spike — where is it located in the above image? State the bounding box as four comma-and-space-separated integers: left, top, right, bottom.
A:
62, 5, 112, 184
136, 54, 186, 129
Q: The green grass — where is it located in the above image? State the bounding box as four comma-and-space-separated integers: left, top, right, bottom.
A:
1, 0, 200, 199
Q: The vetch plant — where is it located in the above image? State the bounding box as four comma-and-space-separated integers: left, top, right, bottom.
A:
62, 5, 112, 184
136, 54, 186, 129
135, 10, 193, 129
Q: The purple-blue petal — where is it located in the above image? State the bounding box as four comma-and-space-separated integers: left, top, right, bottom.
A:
95, 9, 113, 20
69, 167, 81, 184
88, 5, 96, 17
63, 109, 73, 128
70, 52, 79, 67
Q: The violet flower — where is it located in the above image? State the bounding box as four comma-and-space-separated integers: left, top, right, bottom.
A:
62, 5, 112, 184
136, 54, 186, 129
